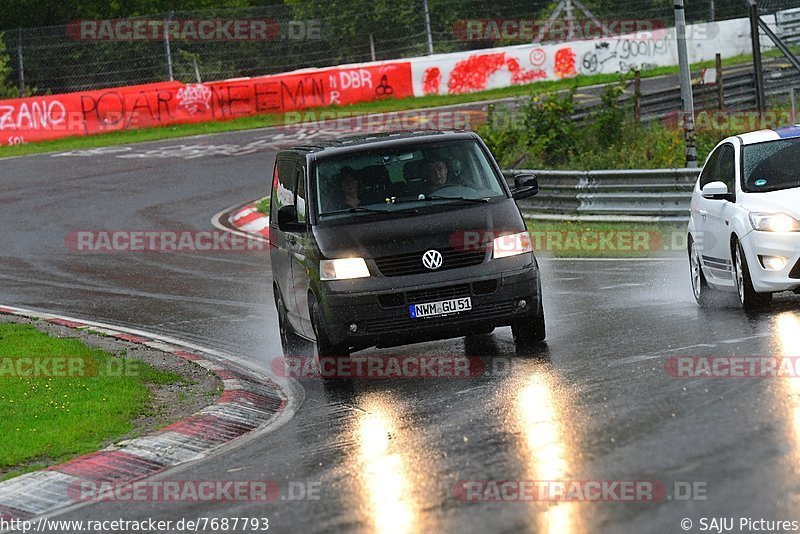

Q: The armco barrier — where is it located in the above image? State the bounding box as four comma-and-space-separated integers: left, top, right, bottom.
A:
503, 168, 699, 221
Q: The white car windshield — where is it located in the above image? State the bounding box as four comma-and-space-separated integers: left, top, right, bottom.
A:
314, 139, 507, 220
742, 137, 800, 193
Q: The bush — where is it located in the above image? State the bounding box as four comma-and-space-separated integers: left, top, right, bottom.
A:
480, 89, 577, 168
0, 33, 19, 99
478, 82, 723, 170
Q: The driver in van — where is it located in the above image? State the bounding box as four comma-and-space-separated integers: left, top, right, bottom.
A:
424, 158, 449, 189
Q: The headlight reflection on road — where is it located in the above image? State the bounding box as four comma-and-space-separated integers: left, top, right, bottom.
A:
355, 396, 420, 534
515, 370, 581, 534
776, 312, 800, 356
775, 312, 800, 469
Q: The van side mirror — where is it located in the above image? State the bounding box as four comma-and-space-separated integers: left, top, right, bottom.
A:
277, 205, 306, 232
512, 174, 539, 200
701, 181, 731, 200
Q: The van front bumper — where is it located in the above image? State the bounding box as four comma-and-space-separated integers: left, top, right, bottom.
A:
316, 255, 541, 351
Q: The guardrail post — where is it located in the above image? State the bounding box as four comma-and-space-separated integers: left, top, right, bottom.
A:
716, 53, 725, 111
422, 0, 434, 55
748, 0, 767, 118
164, 12, 174, 82
16, 28, 25, 96
675, 0, 698, 168
634, 70, 641, 124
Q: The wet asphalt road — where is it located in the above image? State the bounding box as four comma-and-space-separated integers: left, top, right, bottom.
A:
3, 124, 800, 533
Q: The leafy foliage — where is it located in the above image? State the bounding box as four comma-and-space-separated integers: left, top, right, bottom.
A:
0, 33, 18, 99
480, 90, 577, 168
478, 84, 714, 170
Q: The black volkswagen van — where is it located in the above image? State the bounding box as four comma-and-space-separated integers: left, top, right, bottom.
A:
269, 130, 544, 357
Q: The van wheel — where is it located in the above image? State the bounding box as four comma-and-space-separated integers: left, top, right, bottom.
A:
310, 297, 350, 360
274, 287, 302, 356
512, 298, 546, 347
732, 241, 772, 311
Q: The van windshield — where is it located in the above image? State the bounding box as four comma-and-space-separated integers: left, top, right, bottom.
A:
314, 139, 507, 220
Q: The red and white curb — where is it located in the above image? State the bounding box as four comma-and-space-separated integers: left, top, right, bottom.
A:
229, 202, 269, 239
0, 305, 292, 522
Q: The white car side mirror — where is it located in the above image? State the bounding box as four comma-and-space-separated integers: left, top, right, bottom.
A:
701, 181, 730, 200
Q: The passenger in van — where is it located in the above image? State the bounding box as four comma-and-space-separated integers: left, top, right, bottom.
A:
332, 166, 361, 210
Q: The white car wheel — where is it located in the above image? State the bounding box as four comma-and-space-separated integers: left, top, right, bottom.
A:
732, 242, 772, 310
690, 239, 710, 306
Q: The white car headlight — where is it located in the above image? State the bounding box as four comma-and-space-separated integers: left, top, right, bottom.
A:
749, 212, 800, 232
320, 258, 370, 281
492, 231, 533, 259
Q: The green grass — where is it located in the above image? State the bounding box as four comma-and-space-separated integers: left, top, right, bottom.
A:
0, 323, 182, 479
0, 49, 779, 160
255, 197, 271, 214
525, 219, 687, 258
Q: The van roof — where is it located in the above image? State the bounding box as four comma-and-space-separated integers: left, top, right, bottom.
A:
283, 129, 475, 155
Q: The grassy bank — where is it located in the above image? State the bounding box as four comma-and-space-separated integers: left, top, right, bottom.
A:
0, 323, 182, 480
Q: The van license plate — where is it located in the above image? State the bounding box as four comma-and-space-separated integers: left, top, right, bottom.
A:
410, 297, 472, 319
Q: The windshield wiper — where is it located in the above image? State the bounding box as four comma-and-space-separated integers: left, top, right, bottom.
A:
424, 195, 490, 204
322, 206, 419, 216
384, 195, 491, 207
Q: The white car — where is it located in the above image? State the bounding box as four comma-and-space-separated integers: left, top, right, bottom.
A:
688, 127, 800, 310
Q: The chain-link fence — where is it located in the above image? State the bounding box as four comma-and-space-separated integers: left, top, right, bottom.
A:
0, 0, 797, 97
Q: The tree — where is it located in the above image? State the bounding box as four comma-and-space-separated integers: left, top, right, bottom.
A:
0, 33, 19, 99
286, 0, 424, 63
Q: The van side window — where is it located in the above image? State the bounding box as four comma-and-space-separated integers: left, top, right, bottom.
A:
271, 159, 297, 218
295, 165, 307, 224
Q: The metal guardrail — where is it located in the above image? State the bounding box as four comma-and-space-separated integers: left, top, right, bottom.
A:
776, 7, 800, 46
503, 168, 699, 221
569, 60, 800, 125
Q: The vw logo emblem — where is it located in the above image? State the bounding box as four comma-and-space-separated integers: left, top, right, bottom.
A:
422, 249, 443, 270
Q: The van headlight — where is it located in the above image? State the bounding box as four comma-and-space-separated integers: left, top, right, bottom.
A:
320, 258, 370, 281
749, 212, 800, 232
492, 231, 533, 259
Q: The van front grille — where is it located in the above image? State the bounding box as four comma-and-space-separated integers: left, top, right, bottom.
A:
406, 284, 471, 303
377, 282, 492, 309
373, 246, 486, 277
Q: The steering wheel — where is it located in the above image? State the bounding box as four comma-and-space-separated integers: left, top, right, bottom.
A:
432, 184, 474, 196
